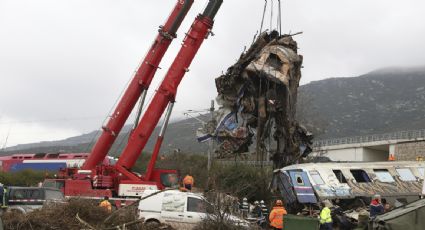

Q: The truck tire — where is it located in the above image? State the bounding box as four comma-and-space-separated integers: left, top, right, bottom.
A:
145, 219, 160, 229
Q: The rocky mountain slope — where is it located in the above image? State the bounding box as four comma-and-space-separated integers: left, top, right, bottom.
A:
297, 67, 425, 138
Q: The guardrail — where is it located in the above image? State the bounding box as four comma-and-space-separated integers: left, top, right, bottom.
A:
314, 129, 425, 147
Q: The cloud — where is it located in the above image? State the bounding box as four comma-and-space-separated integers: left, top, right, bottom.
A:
0, 0, 424, 146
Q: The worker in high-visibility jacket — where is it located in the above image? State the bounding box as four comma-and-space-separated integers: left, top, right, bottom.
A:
99, 196, 112, 213
319, 200, 333, 230
183, 174, 194, 191
269, 199, 287, 230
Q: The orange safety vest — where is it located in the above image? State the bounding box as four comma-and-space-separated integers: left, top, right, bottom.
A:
269, 206, 287, 229
99, 200, 112, 212
183, 175, 194, 186
388, 154, 395, 161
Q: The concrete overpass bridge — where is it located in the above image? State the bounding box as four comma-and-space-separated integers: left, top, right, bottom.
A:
312, 129, 425, 162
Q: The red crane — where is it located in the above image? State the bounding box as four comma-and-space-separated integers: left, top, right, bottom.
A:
44, 0, 223, 199
82, 0, 194, 170
116, 0, 222, 180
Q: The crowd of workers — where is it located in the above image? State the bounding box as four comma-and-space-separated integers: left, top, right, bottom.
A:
235, 192, 395, 230
94, 172, 396, 229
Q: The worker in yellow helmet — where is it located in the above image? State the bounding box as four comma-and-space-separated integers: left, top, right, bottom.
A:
269, 199, 287, 230
319, 200, 333, 230
99, 196, 112, 213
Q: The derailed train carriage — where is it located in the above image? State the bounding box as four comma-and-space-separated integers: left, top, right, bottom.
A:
271, 161, 425, 211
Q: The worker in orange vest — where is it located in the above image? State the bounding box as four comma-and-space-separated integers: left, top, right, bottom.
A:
183, 173, 194, 191
99, 196, 112, 213
269, 199, 287, 230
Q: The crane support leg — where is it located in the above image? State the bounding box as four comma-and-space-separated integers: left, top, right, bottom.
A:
133, 89, 148, 129
145, 102, 174, 181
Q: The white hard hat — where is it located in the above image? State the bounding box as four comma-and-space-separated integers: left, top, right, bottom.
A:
260, 200, 264, 204
243, 197, 247, 201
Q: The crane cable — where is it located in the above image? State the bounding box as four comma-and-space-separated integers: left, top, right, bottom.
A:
255, 0, 284, 163
259, 0, 283, 35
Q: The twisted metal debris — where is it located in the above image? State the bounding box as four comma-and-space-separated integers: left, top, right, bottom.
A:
199, 31, 313, 168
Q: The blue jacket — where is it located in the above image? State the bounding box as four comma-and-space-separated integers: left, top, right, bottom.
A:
370, 201, 384, 218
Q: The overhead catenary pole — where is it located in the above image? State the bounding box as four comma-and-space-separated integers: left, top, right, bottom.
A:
208, 100, 215, 171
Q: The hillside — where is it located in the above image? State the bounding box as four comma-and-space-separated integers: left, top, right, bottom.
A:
1, 117, 208, 155
297, 67, 425, 138
2, 67, 425, 155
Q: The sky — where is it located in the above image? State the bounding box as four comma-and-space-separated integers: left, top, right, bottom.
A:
1, 0, 425, 147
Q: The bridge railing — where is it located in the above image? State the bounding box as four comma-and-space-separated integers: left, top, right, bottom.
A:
314, 129, 425, 147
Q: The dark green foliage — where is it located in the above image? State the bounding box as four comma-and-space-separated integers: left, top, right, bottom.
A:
0, 170, 49, 186
209, 163, 272, 202
132, 152, 273, 202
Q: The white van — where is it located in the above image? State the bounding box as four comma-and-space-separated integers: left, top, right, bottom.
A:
137, 190, 249, 229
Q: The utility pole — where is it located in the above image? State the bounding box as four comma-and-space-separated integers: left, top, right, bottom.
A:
208, 100, 215, 171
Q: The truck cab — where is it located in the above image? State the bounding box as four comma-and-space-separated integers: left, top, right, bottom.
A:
4, 186, 64, 214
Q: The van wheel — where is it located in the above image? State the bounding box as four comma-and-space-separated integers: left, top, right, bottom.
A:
145, 219, 160, 229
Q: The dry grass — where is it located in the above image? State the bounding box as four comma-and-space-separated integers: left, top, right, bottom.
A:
1, 199, 173, 230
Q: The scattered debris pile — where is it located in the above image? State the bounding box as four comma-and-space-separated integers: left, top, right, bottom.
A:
199, 31, 313, 168
1, 199, 174, 230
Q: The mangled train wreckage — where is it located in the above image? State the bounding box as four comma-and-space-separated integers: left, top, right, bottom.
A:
197, 31, 313, 168
271, 161, 425, 211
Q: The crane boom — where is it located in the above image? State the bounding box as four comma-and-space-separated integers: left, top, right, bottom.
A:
116, 0, 223, 172
83, 0, 194, 170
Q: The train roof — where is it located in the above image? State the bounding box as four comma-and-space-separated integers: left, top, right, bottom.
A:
276, 161, 425, 172
0, 152, 90, 160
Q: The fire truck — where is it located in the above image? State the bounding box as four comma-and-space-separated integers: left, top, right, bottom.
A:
42, 0, 222, 200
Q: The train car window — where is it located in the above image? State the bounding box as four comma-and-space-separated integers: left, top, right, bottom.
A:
45, 189, 64, 200
34, 153, 46, 158
333, 170, 347, 183
350, 170, 371, 183
373, 169, 395, 183
309, 170, 325, 185
418, 167, 424, 178
396, 168, 416, 181
11, 190, 25, 199
295, 174, 304, 185
28, 189, 43, 199
47, 153, 59, 158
